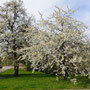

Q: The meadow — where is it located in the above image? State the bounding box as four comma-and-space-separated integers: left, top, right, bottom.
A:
0, 69, 90, 90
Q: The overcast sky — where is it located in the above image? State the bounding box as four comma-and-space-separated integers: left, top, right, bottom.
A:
0, 0, 90, 38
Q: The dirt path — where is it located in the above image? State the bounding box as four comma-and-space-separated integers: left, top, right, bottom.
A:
0, 66, 13, 72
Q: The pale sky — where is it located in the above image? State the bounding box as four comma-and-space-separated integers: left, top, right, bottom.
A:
0, 0, 90, 38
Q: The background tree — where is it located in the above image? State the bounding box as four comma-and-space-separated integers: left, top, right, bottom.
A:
0, 0, 34, 76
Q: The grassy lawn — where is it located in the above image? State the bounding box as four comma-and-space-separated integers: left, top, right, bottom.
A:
0, 69, 90, 90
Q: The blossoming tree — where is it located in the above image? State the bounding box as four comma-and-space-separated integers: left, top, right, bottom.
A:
20, 7, 90, 79
0, 0, 34, 76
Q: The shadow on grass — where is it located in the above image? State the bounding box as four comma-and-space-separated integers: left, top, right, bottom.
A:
0, 72, 54, 79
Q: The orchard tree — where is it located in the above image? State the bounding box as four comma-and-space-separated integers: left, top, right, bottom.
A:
20, 7, 90, 79
38, 7, 90, 79
0, 0, 34, 76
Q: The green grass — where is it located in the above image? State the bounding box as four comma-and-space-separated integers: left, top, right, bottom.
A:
0, 69, 90, 90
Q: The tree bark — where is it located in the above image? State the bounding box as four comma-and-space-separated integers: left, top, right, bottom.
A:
13, 38, 19, 76
62, 76, 66, 80
26, 61, 31, 71
13, 50, 19, 76
14, 61, 19, 76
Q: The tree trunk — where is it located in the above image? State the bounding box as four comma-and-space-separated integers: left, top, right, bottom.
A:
26, 61, 31, 71
14, 62, 19, 76
13, 47, 19, 76
62, 76, 66, 80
